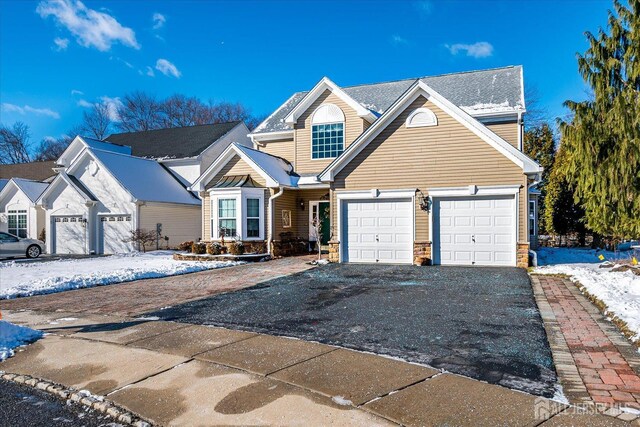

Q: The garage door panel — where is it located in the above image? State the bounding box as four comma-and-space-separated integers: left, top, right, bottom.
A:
100, 215, 133, 254
435, 195, 515, 266
53, 216, 85, 254
343, 198, 413, 264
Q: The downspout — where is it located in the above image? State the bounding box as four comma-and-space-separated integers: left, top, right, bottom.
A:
517, 110, 523, 151
267, 187, 284, 255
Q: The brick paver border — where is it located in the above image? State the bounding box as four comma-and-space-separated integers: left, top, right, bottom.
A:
532, 274, 640, 421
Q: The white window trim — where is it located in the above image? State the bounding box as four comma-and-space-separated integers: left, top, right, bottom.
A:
7, 208, 28, 238
309, 200, 330, 242
209, 188, 264, 241
405, 107, 438, 128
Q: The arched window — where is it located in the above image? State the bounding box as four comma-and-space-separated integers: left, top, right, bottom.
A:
311, 104, 345, 159
405, 107, 437, 128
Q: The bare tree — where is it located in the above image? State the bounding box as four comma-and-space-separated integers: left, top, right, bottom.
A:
80, 103, 113, 139
34, 125, 82, 161
0, 122, 31, 164
116, 91, 163, 132
161, 94, 210, 128
208, 101, 251, 124
124, 228, 159, 252
524, 85, 550, 130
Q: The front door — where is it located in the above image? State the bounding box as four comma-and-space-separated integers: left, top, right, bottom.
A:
310, 201, 331, 245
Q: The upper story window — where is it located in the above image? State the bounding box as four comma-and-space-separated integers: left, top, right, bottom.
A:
405, 107, 437, 128
311, 104, 345, 159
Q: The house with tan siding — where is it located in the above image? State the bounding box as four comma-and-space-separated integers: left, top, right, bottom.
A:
192, 66, 542, 267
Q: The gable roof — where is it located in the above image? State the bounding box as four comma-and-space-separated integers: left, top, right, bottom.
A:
191, 143, 296, 191
0, 161, 57, 181
37, 172, 98, 206
251, 66, 524, 135
319, 80, 541, 180
83, 149, 200, 205
105, 121, 243, 159
0, 178, 49, 205
57, 135, 132, 168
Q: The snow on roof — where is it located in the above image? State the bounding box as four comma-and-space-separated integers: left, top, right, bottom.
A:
11, 178, 49, 203
90, 149, 200, 205
81, 136, 132, 156
252, 66, 524, 134
233, 144, 298, 187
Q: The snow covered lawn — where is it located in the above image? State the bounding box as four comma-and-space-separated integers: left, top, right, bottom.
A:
0, 321, 43, 361
535, 247, 640, 343
0, 251, 243, 299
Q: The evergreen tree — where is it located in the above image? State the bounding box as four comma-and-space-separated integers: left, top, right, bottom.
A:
524, 123, 556, 233
544, 145, 586, 245
559, 0, 640, 239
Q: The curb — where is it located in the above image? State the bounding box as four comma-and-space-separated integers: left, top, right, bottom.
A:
0, 371, 152, 427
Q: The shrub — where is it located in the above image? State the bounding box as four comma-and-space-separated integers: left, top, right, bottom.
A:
178, 241, 194, 251
191, 242, 207, 254
228, 241, 245, 255
206, 242, 223, 255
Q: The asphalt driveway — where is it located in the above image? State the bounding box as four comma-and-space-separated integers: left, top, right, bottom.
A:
148, 264, 557, 397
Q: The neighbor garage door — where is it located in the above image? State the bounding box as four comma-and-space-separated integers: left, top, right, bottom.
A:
433, 195, 515, 266
99, 215, 133, 254
342, 198, 413, 264
52, 216, 85, 254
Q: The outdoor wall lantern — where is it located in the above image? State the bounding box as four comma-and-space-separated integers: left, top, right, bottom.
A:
418, 191, 431, 212
298, 198, 305, 210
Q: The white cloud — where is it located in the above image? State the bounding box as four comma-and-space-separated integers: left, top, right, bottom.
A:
1, 103, 60, 119
145, 66, 155, 77
77, 99, 93, 108
71, 89, 84, 96
53, 37, 69, 51
446, 42, 494, 58
109, 55, 134, 68
36, 0, 140, 52
391, 35, 408, 45
155, 58, 181, 78
152, 12, 165, 30
99, 96, 123, 121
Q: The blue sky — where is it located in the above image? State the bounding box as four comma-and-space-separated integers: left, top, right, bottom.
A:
1, 0, 611, 145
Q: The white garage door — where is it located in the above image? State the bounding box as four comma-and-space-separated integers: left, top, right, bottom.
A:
99, 215, 133, 254
342, 198, 413, 264
52, 216, 85, 254
434, 196, 515, 266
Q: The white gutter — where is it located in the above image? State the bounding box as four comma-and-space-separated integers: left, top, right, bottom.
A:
267, 187, 285, 255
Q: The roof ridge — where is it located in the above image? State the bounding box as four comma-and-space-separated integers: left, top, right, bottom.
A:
90, 147, 159, 163
107, 121, 241, 137
341, 65, 519, 89
235, 143, 293, 167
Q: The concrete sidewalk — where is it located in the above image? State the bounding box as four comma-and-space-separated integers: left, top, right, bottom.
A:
1, 310, 635, 426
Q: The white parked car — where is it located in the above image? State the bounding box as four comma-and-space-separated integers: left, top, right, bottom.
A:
0, 232, 45, 259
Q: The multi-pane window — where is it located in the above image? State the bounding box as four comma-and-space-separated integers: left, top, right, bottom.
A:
8, 209, 27, 238
246, 198, 260, 238
529, 200, 536, 236
218, 199, 237, 237
312, 123, 344, 159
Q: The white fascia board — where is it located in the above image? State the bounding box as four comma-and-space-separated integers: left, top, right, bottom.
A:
250, 130, 294, 142
284, 77, 377, 125
190, 143, 280, 191
37, 173, 91, 207
428, 184, 521, 197
336, 188, 417, 200
320, 81, 541, 181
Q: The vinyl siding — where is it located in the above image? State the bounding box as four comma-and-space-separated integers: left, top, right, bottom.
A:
294, 90, 367, 174
273, 189, 297, 239
332, 96, 528, 243
486, 122, 520, 149
257, 138, 295, 161
139, 202, 201, 249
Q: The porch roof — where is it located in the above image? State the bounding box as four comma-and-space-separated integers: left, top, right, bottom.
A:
212, 174, 263, 189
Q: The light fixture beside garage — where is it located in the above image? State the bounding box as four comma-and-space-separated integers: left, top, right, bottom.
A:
418, 191, 431, 212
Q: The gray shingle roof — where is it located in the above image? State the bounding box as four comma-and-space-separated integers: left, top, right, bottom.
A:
252, 66, 524, 135
105, 121, 242, 159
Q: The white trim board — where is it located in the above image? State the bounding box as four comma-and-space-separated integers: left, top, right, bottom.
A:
427, 185, 521, 197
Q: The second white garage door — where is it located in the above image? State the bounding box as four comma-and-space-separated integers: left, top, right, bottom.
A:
342, 198, 413, 264
433, 195, 516, 266
99, 215, 134, 254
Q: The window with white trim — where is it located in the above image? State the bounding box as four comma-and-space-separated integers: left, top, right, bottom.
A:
529, 200, 536, 236
311, 104, 345, 159
210, 188, 264, 240
8, 209, 27, 238
218, 199, 237, 237
405, 107, 437, 128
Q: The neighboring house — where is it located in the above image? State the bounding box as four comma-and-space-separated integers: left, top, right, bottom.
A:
37, 122, 251, 255
0, 160, 57, 182
192, 66, 542, 267
0, 178, 49, 239
105, 121, 251, 186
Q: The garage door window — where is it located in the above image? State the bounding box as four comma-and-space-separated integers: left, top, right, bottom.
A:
8, 209, 27, 238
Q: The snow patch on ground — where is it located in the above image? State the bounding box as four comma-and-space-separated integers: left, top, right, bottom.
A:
535, 248, 640, 343
331, 396, 353, 406
0, 251, 243, 299
0, 320, 43, 361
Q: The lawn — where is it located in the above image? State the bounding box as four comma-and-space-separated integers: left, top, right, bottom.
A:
0, 251, 242, 299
